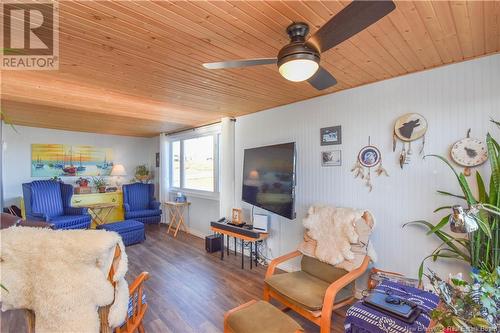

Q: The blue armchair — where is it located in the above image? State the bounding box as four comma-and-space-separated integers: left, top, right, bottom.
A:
123, 183, 162, 224
22, 180, 91, 230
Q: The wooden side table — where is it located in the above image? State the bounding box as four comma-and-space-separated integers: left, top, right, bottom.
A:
165, 201, 190, 237
74, 203, 118, 228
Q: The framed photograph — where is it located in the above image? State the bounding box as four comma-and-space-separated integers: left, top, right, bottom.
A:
320, 126, 342, 146
322, 150, 342, 167
231, 208, 243, 225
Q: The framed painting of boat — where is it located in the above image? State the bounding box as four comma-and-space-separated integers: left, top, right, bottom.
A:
31, 144, 114, 177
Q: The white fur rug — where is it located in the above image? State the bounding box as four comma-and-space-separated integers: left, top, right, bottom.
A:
299, 205, 377, 270
0, 227, 129, 333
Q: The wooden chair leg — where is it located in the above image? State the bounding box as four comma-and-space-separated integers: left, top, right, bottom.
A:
138, 323, 145, 333
24, 309, 35, 333
263, 284, 270, 302
319, 313, 332, 333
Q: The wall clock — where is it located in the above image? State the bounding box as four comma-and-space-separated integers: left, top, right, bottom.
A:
450, 130, 488, 176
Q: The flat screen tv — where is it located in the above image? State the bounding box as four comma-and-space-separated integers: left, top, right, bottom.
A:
242, 142, 296, 220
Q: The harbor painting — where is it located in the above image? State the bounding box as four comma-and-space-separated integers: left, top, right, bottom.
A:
31, 144, 114, 177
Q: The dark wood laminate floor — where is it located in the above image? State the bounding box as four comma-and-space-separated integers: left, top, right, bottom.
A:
1, 224, 346, 333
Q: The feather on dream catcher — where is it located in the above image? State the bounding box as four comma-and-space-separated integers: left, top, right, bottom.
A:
393, 113, 428, 169
351, 137, 389, 192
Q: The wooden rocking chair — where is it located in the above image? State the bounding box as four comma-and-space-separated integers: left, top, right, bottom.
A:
24, 245, 150, 333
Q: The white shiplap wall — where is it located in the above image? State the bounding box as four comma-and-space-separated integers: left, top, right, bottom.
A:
234, 54, 500, 278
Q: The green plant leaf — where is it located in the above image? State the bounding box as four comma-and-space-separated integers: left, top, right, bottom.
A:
433, 206, 452, 213
486, 133, 499, 193
404, 220, 470, 261
458, 173, 477, 204
436, 190, 466, 200
473, 215, 492, 238
425, 154, 460, 178
476, 171, 488, 203
427, 215, 451, 235
469, 317, 491, 329
451, 316, 469, 330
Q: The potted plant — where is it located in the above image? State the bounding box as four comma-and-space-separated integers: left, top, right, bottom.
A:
76, 177, 89, 187
427, 268, 499, 332
404, 119, 499, 279
92, 176, 107, 193
134, 165, 151, 183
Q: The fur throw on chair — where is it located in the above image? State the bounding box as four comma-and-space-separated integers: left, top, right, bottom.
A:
0, 227, 129, 333
298, 205, 377, 270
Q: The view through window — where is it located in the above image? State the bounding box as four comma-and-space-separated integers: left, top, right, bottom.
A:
172, 141, 180, 188
184, 136, 214, 191
170, 134, 217, 193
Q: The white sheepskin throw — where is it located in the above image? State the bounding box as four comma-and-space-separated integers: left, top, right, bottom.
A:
299, 205, 377, 270
0, 227, 129, 333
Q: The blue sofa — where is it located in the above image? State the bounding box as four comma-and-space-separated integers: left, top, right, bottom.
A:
123, 183, 162, 224
22, 180, 91, 230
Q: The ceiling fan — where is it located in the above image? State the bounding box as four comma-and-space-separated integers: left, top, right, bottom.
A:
202, 0, 396, 91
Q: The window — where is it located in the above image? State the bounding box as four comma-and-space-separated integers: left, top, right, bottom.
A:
172, 141, 181, 188
170, 134, 219, 194
184, 136, 214, 192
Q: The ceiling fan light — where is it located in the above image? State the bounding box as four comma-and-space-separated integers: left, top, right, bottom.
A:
279, 58, 319, 82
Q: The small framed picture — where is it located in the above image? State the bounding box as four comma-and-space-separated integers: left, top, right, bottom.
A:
232, 208, 243, 225
320, 126, 342, 145
322, 150, 342, 167
156, 152, 160, 167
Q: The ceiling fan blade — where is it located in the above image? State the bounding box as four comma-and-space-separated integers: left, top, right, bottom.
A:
308, 66, 337, 90
308, 0, 396, 53
202, 58, 277, 70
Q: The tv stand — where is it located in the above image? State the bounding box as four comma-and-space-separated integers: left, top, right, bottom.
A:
210, 221, 268, 269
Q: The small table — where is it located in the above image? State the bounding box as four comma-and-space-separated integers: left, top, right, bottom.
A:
345, 280, 439, 333
75, 203, 118, 227
165, 201, 190, 237
210, 225, 268, 269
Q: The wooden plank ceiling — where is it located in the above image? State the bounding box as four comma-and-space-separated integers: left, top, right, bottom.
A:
2, 1, 500, 137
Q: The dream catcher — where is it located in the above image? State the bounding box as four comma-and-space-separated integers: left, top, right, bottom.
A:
351, 137, 389, 192
450, 129, 488, 176
393, 113, 428, 169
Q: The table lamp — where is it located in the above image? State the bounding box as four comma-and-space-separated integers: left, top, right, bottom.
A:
110, 164, 127, 188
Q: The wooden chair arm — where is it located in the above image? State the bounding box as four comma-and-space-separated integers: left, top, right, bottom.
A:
321, 256, 370, 316
129, 272, 150, 293
18, 220, 54, 229
265, 250, 302, 279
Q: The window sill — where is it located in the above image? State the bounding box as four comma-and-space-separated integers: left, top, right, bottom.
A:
168, 189, 220, 201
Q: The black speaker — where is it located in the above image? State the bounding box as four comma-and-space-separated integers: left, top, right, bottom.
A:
205, 234, 221, 253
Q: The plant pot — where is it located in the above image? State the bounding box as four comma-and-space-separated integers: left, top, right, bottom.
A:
98, 186, 106, 193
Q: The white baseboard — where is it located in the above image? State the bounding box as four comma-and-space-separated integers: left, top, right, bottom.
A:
187, 228, 208, 239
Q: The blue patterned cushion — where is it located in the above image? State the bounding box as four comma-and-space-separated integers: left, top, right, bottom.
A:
31, 181, 64, 218
125, 209, 161, 219
119, 291, 147, 328
98, 220, 144, 232
49, 215, 91, 229
128, 292, 147, 318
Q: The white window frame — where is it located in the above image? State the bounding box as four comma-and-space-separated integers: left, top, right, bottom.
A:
168, 125, 220, 200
